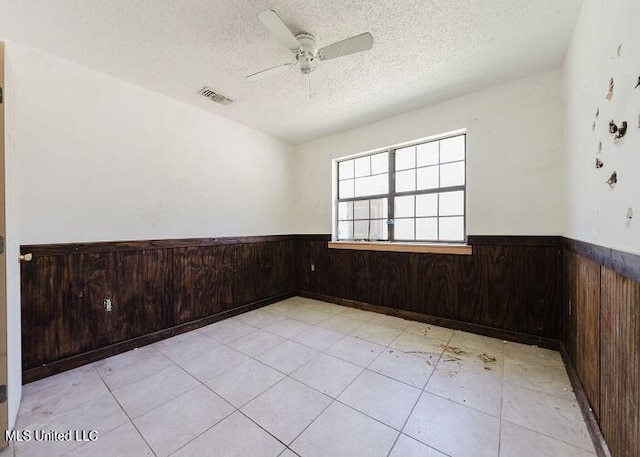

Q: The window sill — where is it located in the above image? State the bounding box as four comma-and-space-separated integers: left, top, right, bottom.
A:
327, 241, 472, 255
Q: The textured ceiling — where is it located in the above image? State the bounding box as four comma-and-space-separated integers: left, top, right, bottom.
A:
0, 0, 583, 144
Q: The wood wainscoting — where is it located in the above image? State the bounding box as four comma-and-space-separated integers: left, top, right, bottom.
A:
20, 233, 639, 456
295, 235, 564, 340
22, 234, 565, 383
20, 236, 295, 382
563, 239, 640, 457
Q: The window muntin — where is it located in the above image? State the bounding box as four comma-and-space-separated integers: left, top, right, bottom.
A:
336, 134, 466, 243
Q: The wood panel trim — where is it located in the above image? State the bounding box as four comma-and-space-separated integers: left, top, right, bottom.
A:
21, 234, 570, 257
562, 237, 640, 283
328, 241, 472, 255
559, 342, 612, 457
298, 291, 560, 350
468, 235, 562, 246
22, 292, 295, 384
21, 235, 297, 257
295, 234, 332, 241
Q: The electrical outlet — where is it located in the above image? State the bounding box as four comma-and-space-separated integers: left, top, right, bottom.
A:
104, 298, 113, 312
310, 263, 315, 272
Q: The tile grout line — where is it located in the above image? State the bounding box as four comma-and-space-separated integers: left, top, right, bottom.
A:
384, 328, 456, 457
46, 361, 159, 457
92, 361, 160, 457
280, 367, 364, 453
20, 299, 584, 457
237, 302, 412, 452
165, 335, 298, 455
99, 342, 247, 457
222, 303, 467, 454
215, 317, 374, 456
161, 313, 342, 455
497, 340, 507, 457
499, 417, 598, 454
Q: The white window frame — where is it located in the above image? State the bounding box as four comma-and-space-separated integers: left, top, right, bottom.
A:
332, 130, 467, 245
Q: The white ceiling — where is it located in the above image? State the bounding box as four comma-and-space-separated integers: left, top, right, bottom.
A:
0, 0, 583, 144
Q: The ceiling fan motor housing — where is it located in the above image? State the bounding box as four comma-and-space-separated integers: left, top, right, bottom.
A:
295, 33, 318, 54
296, 33, 317, 74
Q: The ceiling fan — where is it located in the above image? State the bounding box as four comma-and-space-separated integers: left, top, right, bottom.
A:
247, 9, 374, 82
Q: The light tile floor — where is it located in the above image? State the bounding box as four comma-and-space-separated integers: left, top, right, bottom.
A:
4, 297, 597, 457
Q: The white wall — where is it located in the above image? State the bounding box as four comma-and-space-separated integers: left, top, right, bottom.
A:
294, 70, 565, 236
3, 44, 21, 429
3, 42, 294, 427
7, 42, 295, 245
563, 0, 640, 254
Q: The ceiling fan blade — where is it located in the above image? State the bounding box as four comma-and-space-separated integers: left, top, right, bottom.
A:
318, 32, 374, 61
258, 9, 301, 52
247, 63, 295, 81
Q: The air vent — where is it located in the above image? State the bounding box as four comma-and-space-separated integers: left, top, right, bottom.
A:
198, 87, 233, 105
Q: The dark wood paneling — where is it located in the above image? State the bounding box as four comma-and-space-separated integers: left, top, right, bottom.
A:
564, 249, 578, 363
560, 343, 611, 457
414, 252, 475, 321
112, 250, 174, 339
599, 268, 640, 457
234, 240, 294, 305
468, 235, 562, 246
173, 245, 235, 322
574, 254, 601, 421
21, 235, 296, 256
564, 243, 640, 457
22, 292, 294, 384
563, 237, 640, 283
295, 235, 563, 338
20, 255, 66, 370
301, 291, 560, 350
294, 238, 331, 296
21, 236, 295, 376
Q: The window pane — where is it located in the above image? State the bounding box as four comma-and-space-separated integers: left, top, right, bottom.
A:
354, 156, 371, 177
439, 191, 464, 216
395, 218, 415, 240
371, 152, 388, 174
440, 136, 465, 163
416, 194, 438, 217
439, 216, 464, 241
370, 198, 388, 219
395, 195, 415, 218
336, 135, 465, 244
440, 162, 465, 187
354, 220, 369, 239
395, 146, 415, 171
416, 218, 438, 240
417, 141, 439, 167
395, 169, 416, 192
370, 219, 388, 240
416, 166, 439, 190
353, 200, 369, 219
354, 174, 388, 197
338, 201, 354, 220
338, 221, 353, 240
339, 160, 354, 180
339, 179, 354, 198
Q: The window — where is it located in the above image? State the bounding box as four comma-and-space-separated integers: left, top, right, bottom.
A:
335, 133, 466, 243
